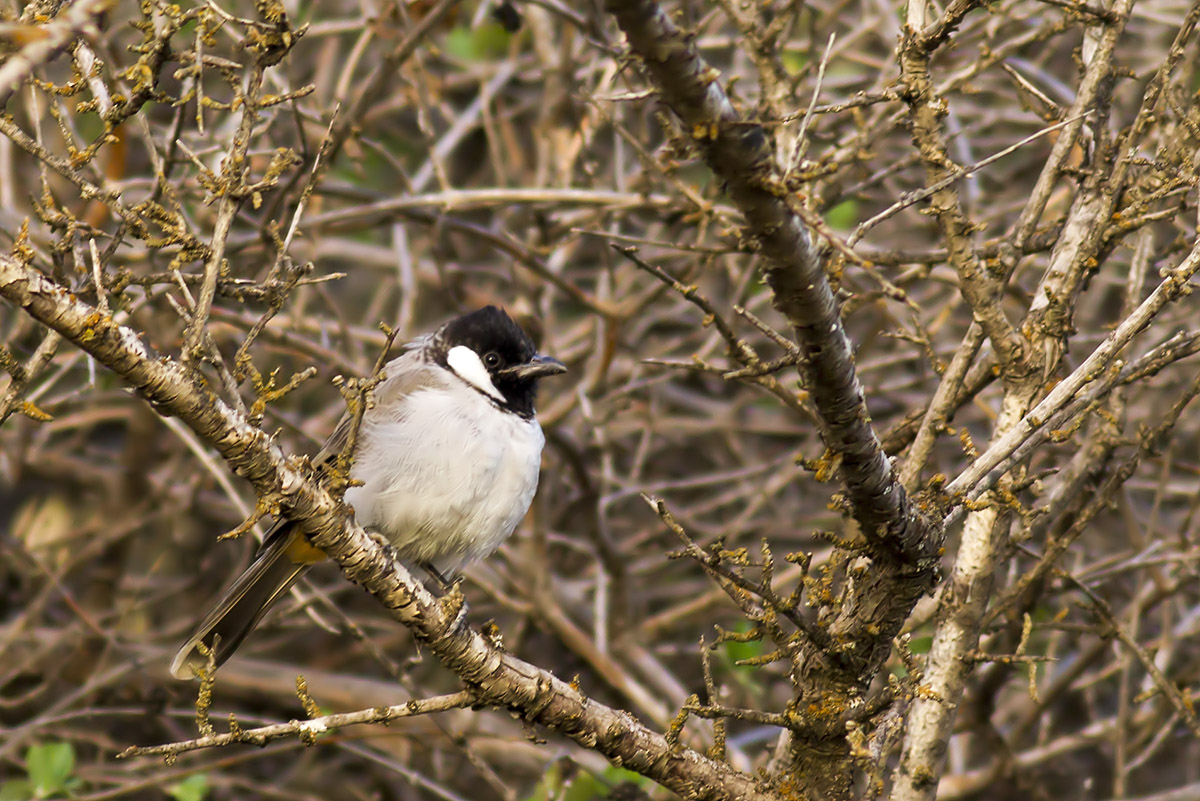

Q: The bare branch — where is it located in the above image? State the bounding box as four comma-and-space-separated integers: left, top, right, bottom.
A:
602, 0, 939, 569
0, 253, 783, 801
0, 0, 112, 109
120, 690, 477, 757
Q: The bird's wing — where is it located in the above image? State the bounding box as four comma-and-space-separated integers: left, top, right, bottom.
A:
310, 411, 354, 472
255, 352, 447, 554
309, 351, 445, 471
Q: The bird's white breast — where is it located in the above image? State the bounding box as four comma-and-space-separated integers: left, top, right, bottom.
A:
343, 366, 545, 575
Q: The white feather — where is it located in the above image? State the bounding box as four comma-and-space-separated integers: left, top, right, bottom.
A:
344, 354, 544, 575
446, 345, 504, 402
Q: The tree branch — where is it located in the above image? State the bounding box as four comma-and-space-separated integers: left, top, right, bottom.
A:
120, 690, 477, 757
0, 253, 782, 801
0, 0, 112, 110
601, 0, 940, 569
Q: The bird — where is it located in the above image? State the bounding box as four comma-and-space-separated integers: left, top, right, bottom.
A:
170, 306, 566, 678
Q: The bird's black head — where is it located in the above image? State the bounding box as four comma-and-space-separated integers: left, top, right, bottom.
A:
432, 306, 566, 418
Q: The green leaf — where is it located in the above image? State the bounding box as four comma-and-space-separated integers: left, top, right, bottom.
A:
562, 765, 654, 801
715, 621, 764, 693
26, 743, 75, 798
723, 620, 765, 664
166, 774, 211, 801
825, 200, 859, 230
76, 112, 105, 144
526, 762, 653, 801
444, 23, 511, 62
1030, 604, 1056, 623
781, 50, 807, 76
599, 766, 653, 789
0, 780, 33, 801
562, 771, 602, 801
908, 635, 933, 654
522, 761, 563, 801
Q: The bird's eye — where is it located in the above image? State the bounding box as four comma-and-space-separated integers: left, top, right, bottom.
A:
483, 351, 502, 369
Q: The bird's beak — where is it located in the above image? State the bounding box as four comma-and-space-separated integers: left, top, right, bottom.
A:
501, 354, 567, 380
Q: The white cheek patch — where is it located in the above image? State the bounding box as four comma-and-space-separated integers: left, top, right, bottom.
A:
446, 345, 505, 402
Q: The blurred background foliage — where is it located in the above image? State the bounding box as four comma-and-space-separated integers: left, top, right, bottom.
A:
1, 0, 1199, 799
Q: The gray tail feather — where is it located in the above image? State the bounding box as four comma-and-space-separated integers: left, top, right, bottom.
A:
170, 530, 310, 679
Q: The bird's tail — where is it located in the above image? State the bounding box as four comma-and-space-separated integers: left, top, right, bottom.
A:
170, 526, 322, 679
